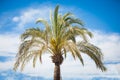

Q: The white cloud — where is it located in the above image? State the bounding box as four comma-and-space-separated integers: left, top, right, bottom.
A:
89, 31, 120, 62
12, 17, 19, 22
61, 54, 120, 78
12, 6, 52, 30
0, 61, 14, 71
0, 33, 19, 55
116, 64, 120, 74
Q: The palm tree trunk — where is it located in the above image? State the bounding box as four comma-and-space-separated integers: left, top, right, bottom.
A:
54, 63, 61, 80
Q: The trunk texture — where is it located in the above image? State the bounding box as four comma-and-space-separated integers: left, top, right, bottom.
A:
54, 63, 61, 80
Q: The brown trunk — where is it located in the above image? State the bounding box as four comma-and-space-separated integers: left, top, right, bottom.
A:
54, 63, 61, 80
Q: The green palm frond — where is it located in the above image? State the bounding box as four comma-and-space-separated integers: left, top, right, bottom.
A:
54, 5, 59, 37
54, 5, 59, 27
65, 17, 84, 26
63, 12, 73, 20
33, 51, 39, 68
77, 42, 106, 71
36, 19, 51, 33
36, 19, 52, 43
14, 52, 34, 71
60, 40, 84, 65
20, 53, 34, 71
72, 27, 93, 39
21, 28, 45, 41
67, 41, 84, 65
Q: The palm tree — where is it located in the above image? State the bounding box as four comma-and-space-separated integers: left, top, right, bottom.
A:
13, 5, 106, 80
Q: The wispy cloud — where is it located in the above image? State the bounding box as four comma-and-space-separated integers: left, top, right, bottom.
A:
89, 31, 120, 62
12, 6, 52, 31
0, 33, 19, 55
0, 61, 14, 71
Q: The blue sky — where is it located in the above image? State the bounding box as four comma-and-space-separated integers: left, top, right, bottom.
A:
0, 0, 120, 80
0, 0, 120, 33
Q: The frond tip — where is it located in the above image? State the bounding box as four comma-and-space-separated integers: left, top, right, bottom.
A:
77, 41, 107, 71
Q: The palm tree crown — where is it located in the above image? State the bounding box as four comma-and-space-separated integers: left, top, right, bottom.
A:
14, 5, 106, 80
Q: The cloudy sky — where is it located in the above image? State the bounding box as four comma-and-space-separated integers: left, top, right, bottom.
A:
0, 0, 120, 80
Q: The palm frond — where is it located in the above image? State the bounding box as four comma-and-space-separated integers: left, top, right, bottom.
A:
21, 28, 45, 41
54, 5, 59, 38
54, 5, 59, 27
20, 53, 34, 71
65, 17, 84, 26
63, 12, 73, 20
36, 19, 52, 43
72, 27, 93, 41
77, 42, 106, 71
33, 51, 39, 68
61, 41, 84, 65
